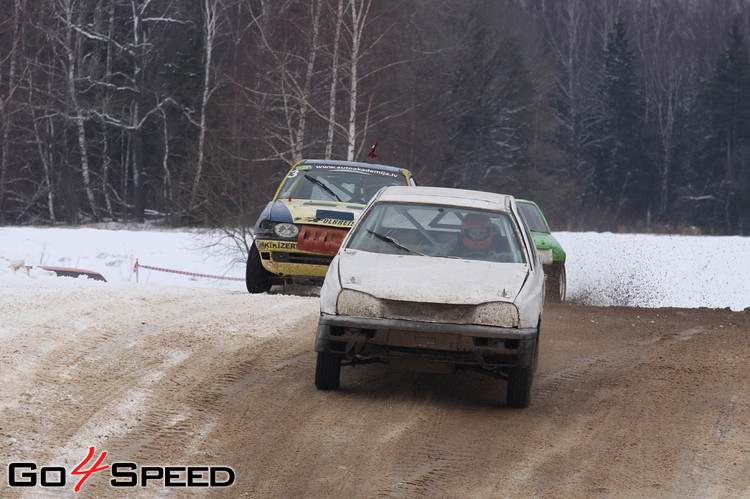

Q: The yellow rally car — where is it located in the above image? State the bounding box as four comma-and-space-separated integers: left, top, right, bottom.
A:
246, 159, 416, 293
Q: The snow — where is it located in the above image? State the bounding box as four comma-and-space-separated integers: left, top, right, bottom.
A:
0, 226, 748, 311
0, 226, 247, 292
556, 231, 750, 311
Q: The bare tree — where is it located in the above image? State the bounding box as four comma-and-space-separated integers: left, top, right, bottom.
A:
58, 0, 99, 221
343, 0, 371, 160
325, 0, 344, 159
631, 1, 689, 219
536, 0, 600, 185
190, 0, 222, 209
0, 0, 23, 224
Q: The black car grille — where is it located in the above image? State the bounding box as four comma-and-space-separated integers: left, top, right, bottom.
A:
380, 300, 477, 323
272, 252, 333, 266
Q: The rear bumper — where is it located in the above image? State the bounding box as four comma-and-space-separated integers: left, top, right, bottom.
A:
315, 314, 538, 369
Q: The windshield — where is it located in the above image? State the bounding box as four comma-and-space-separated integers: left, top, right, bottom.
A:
347, 202, 527, 264
277, 166, 407, 204
518, 202, 549, 233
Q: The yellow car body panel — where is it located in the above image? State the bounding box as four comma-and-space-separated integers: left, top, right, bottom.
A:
251, 159, 415, 286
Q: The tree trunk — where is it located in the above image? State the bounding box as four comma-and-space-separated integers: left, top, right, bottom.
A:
63, 0, 98, 222
293, 0, 322, 163
326, 0, 344, 159
346, 0, 370, 161
191, 0, 218, 209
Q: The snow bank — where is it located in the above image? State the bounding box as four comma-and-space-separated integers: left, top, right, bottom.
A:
0, 226, 246, 292
1, 226, 748, 311
557, 232, 750, 311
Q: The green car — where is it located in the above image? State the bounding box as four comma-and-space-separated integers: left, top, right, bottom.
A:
517, 199, 566, 302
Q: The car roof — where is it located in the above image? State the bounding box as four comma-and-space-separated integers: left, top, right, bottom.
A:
298, 159, 409, 175
516, 198, 541, 208
376, 186, 515, 211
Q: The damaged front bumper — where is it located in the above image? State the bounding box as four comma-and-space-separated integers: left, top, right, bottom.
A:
314, 314, 538, 372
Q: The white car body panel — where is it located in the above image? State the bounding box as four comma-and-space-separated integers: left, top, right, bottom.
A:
314, 185, 545, 406
319, 186, 545, 329
337, 249, 528, 304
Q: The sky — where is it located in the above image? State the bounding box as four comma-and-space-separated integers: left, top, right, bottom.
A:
1, 226, 748, 311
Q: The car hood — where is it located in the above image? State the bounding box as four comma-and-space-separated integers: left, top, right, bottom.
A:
337, 249, 529, 304
280, 198, 365, 227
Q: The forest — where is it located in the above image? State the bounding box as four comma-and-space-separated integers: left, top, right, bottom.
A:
1, 0, 749, 235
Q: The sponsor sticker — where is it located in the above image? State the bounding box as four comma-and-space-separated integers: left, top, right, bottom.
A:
298, 164, 399, 177
256, 240, 298, 250
296, 218, 355, 227
317, 218, 354, 227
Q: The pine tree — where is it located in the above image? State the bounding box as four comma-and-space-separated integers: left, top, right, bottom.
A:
696, 23, 750, 234
591, 21, 655, 225
438, 2, 538, 192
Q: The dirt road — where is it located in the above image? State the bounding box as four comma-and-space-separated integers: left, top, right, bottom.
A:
1, 284, 749, 497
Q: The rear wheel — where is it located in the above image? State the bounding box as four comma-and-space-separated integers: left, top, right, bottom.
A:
246, 244, 273, 294
506, 366, 533, 408
315, 351, 342, 390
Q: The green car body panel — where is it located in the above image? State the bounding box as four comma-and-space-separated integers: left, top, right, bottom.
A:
531, 230, 566, 263
517, 199, 566, 302
516, 199, 565, 263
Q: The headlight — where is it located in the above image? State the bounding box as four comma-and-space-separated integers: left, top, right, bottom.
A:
273, 223, 299, 239
474, 302, 519, 327
537, 248, 553, 264
337, 289, 383, 317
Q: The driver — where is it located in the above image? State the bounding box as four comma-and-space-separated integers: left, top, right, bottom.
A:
460, 213, 493, 254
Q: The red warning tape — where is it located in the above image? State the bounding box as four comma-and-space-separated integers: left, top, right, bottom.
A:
133, 261, 245, 282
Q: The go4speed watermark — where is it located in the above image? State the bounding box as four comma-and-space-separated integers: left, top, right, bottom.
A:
7, 447, 235, 492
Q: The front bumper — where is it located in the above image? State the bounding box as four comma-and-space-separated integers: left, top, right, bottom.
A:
315, 314, 538, 369
255, 238, 332, 278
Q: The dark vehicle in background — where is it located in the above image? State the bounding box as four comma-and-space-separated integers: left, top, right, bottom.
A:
517, 199, 566, 302
246, 159, 416, 293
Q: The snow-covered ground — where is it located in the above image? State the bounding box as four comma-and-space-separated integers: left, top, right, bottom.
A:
556, 232, 750, 311
0, 226, 748, 311
0, 226, 248, 293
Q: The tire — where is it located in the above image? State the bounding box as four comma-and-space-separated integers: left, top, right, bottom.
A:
506, 366, 533, 408
545, 263, 566, 303
245, 244, 273, 294
315, 351, 342, 390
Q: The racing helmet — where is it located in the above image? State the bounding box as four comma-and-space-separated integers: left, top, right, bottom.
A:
461, 213, 493, 251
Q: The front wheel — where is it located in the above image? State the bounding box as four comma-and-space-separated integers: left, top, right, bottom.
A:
246, 244, 273, 294
315, 351, 342, 390
506, 366, 533, 408
545, 263, 566, 303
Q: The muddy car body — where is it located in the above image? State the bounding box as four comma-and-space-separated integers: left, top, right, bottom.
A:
314, 186, 545, 408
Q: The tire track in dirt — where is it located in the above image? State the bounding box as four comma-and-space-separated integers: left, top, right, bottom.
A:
100, 313, 317, 459
373, 406, 493, 498
369, 325, 716, 498
533, 335, 662, 402
3, 287, 319, 497
5, 292, 750, 498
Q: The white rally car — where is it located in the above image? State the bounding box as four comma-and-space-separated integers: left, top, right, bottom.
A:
314, 186, 545, 408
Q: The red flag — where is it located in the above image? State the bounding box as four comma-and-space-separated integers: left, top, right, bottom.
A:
367, 140, 379, 158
